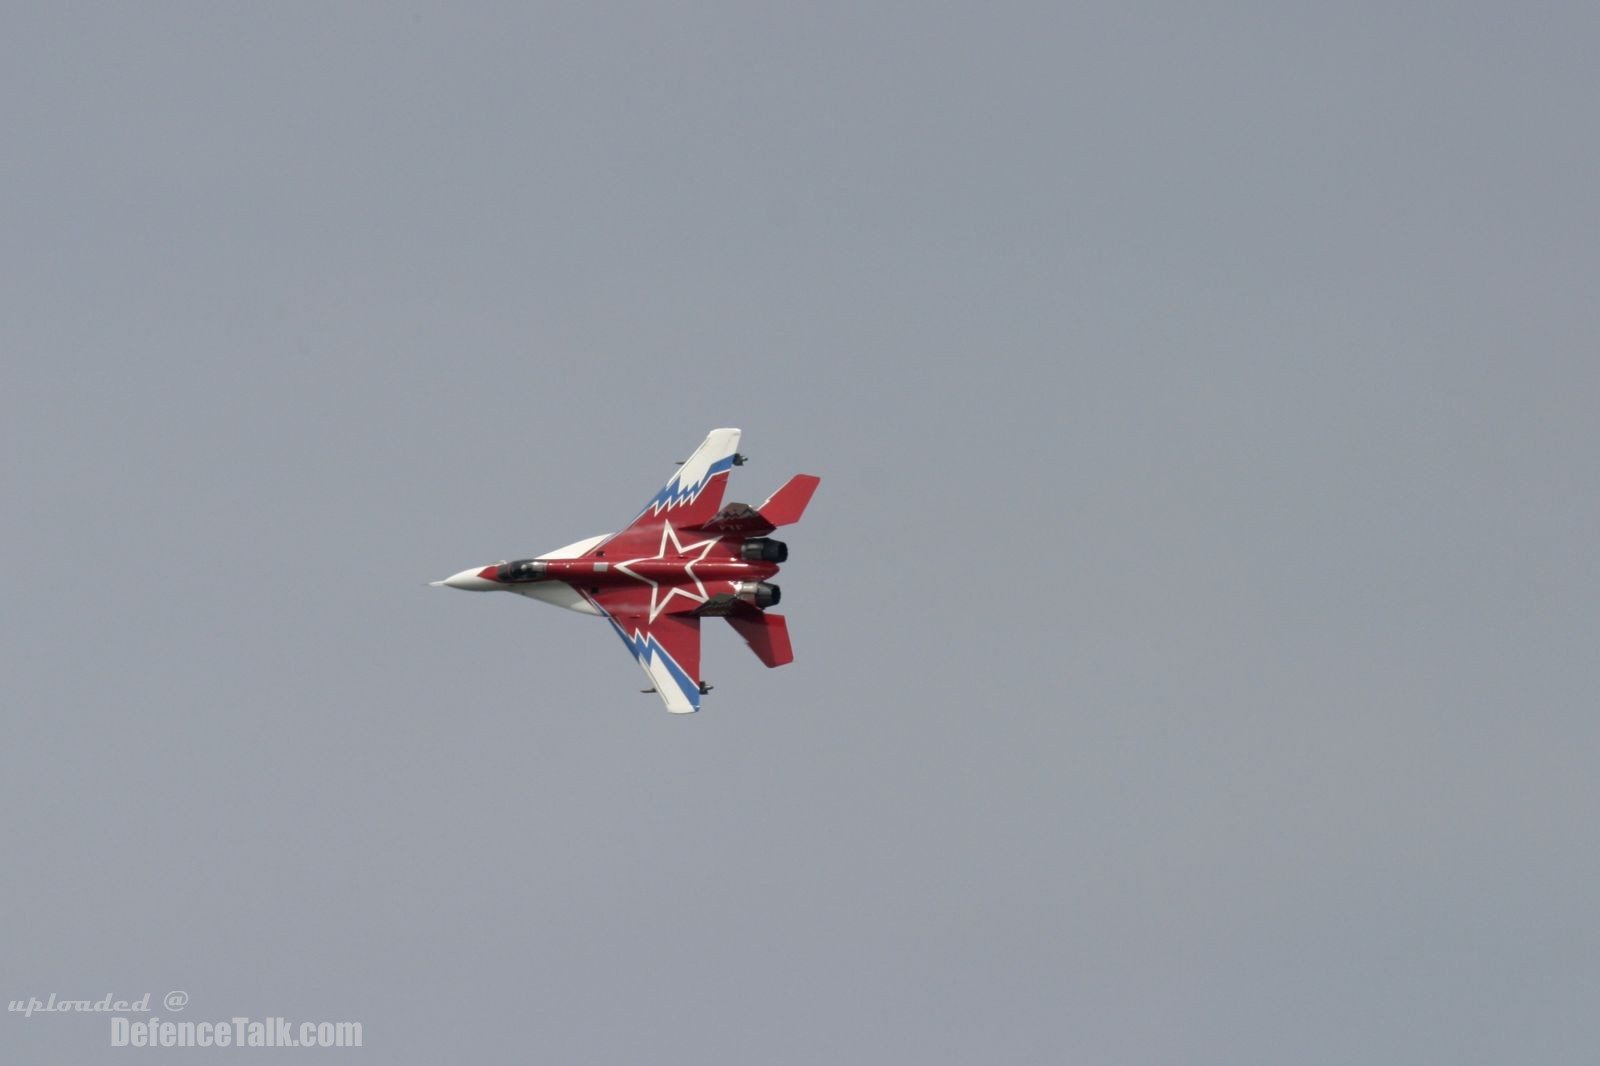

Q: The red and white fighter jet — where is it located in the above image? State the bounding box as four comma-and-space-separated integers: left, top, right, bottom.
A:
431, 429, 819, 713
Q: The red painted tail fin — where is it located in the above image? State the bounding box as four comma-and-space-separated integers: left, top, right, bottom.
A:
726, 609, 794, 668
695, 474, 820, 536
758, 474, 820, 527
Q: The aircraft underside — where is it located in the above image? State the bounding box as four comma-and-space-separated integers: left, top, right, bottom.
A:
431, 428, 818, 713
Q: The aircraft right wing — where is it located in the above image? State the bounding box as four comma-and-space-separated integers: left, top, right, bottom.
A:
587, 586, 705, 714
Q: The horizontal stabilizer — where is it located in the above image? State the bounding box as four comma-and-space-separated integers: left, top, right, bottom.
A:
694, 473, 821, 535
758, 474, 820, 527
726, 609, 793, 668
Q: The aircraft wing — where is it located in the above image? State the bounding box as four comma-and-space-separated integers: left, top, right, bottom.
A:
588, 587, 704, 714
598, 428, 742, 557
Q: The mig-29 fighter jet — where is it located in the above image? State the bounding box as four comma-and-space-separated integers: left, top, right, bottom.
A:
432, 429, 818, 713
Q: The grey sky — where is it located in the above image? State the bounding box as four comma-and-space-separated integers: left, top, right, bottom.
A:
4, 3, 1598, 1063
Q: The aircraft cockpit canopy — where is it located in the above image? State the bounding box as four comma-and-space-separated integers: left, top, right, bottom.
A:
496, 559, 548, 583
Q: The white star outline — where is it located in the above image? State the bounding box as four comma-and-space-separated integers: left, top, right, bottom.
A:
615, 521, 722, 623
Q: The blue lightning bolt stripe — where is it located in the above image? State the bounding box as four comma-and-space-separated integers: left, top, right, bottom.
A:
641, 455, 736, 515
605, 618, 701, 710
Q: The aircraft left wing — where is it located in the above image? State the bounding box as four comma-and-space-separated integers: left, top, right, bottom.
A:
598, 428, 742, 557
588, 587, 704, 714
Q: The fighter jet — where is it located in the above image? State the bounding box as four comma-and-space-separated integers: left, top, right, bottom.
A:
431, 429, 819, 713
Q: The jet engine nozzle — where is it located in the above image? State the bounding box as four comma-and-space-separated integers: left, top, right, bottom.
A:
740, 537, 788, 563
733, 581, 781, 608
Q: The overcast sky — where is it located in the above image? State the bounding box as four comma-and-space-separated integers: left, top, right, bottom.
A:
4, 3, 1598, 1063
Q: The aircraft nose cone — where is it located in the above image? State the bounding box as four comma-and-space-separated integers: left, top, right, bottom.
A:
434, 566, 500, 591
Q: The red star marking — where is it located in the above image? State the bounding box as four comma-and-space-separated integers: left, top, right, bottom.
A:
614, 522, 721, 622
